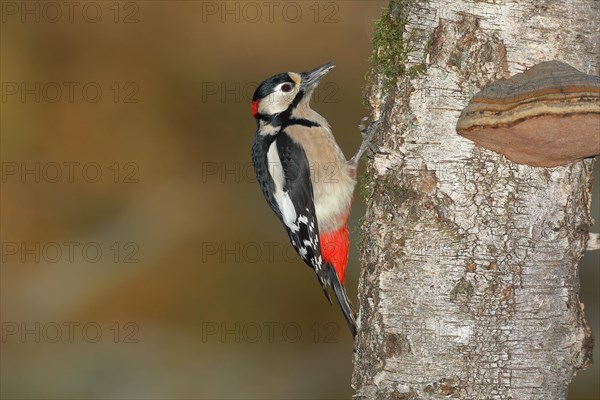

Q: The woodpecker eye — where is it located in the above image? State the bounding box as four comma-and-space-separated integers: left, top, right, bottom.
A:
281, 83, 293, 92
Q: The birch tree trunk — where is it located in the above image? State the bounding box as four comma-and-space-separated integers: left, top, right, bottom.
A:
353, 1, 598, 399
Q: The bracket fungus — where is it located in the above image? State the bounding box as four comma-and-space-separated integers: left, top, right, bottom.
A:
456, 61, 600, 167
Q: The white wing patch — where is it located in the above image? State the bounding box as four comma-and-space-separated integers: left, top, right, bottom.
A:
267, 141, 298, 231
281, 192, 298, 231
267, 141, 284, 191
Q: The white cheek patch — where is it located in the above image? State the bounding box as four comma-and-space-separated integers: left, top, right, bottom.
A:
259, 94, 287, 115
258, 86, 298, 115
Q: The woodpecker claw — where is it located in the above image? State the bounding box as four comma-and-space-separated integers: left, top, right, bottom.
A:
366, 142, 381, 160
351, 117, 381, 165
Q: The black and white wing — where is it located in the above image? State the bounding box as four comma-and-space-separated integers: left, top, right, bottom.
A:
266, 132, 332, 303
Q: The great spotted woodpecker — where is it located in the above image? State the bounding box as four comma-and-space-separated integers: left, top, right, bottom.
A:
251, 62, 375, 337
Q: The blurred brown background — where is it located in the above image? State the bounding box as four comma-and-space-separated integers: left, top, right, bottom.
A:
0, 1, 598, 399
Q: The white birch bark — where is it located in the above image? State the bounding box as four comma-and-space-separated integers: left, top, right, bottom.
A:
353, 1, 598, 399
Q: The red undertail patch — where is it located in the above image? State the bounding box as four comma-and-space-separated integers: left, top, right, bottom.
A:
251, 100, 259, 118
320, 224, 349, 284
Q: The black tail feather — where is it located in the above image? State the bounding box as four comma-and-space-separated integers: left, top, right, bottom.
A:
325, 264, 357, 337
318, 276, 334, 305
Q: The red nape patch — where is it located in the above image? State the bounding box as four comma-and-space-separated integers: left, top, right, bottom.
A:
320, 225, 350, 284
251, 100, 259, 118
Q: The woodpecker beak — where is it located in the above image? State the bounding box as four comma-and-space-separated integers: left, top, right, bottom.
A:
301, 61, 335, 91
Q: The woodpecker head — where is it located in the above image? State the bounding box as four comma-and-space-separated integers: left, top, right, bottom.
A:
252, 62, 334, 121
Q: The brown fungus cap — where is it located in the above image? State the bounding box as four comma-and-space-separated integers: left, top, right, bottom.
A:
456, 61, 600, 167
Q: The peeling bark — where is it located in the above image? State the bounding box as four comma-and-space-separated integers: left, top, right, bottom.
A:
353, 1, 598, 399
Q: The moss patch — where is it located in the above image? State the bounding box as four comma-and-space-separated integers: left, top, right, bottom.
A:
370, 0, 429, 90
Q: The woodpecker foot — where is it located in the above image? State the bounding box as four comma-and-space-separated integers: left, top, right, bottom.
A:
351, 117, 382, 164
